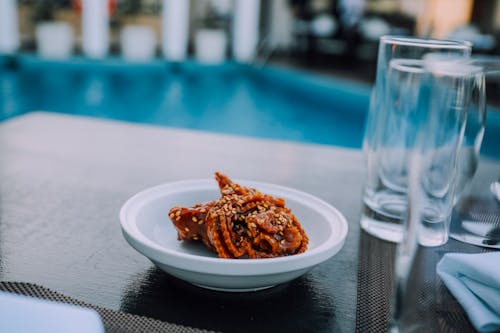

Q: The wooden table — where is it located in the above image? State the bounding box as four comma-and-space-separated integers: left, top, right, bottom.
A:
0, 112, 495, 332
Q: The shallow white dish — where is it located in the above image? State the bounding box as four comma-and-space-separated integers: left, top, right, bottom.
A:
120, 179, 348, 292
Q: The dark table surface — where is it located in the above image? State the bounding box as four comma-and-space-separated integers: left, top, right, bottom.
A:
0, 112, 497, 333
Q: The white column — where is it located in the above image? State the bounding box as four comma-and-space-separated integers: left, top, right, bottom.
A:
232, 0, 261, 63
162, 0, 190, 61
82, 0, 109, 58
0, 0, 20, 54
268, 0, 293, 51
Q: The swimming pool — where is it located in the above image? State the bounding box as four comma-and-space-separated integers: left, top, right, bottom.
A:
0, 54, 499, 157
0, 55, 370, 149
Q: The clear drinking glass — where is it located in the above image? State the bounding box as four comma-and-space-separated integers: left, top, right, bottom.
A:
420, 57, 485, 246
450, 57, 500, 249
361, 36, 472, 243
389, 57, 485, 332
453, 59, 496, 200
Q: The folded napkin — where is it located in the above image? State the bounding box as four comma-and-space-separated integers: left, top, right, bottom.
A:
437, 252, 500, 333
0, 291, 105, 333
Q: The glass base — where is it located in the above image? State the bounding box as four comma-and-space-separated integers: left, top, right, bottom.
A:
450, 195, 500, 248
360, 202, 404, 243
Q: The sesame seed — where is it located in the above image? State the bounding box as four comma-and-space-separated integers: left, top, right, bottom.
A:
184, 227, 190, 232
192, 217, 197, 222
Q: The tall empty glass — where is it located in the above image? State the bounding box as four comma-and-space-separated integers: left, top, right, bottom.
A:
360, 36, 472, 243
389, 58, 485, 332
450, 57, 500, 248
419, 58, 485, 246
453, 59, 491, 200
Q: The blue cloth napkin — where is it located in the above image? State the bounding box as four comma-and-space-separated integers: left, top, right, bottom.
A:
437, 252, 500, 333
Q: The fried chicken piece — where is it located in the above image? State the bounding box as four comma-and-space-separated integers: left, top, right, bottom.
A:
169, 172, 309, 259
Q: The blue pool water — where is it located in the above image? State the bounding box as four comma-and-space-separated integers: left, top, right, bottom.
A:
0, 55, 370, 149
0, 55, 499, 157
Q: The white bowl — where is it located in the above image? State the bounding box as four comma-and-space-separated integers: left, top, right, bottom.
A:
120, 179, 348, 292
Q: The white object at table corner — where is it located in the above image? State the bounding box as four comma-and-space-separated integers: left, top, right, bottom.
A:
120, 179, 348, 292
437, 252, 500, 333
0, 291, 104, 333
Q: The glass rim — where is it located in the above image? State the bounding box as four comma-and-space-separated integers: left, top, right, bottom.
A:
381, 35, 472, 50
390, 58, 424, 74
389, 57, 483, 77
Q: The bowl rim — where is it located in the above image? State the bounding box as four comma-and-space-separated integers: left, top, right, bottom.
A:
120, 179, 348, 276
